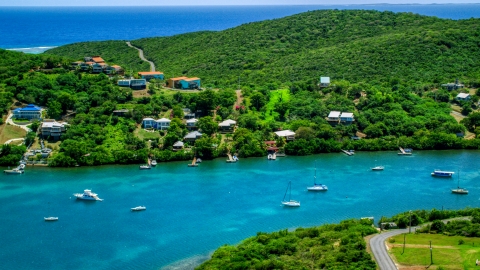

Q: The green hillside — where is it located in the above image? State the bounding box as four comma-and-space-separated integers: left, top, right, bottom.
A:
47, 9, 480, 88
47, 40, 150, 72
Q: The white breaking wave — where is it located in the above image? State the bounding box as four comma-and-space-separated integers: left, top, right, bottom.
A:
6, 46, 57, 54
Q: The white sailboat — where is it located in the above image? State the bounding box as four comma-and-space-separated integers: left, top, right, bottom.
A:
371, 160, 384, 171
452, 170, 468, 194
282, 181, 300, 207
307, 161, 327, 191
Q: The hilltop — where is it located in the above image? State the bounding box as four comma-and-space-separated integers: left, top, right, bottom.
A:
47, 9, 480, 88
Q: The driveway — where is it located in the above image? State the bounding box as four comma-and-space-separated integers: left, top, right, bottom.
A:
6, 113, 31, 132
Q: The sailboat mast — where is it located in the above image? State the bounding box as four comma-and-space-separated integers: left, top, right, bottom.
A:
283, 182, 289, 201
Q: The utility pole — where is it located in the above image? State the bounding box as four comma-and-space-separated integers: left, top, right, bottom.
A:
402, 233, 406, 255
409, 210, 412, 233
430, 240, 433, 265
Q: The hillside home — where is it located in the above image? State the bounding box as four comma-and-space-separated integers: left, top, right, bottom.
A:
106, 65, 124, 75
184, 131, 202, 142
118, 80, 131, 87
92, 63, 107, 73
274, 130, 295, 141
173, 141, 184, 151
130, 79, 147, 90
179, 77, 201, 89
13, 104, 42, 120
456, 93, 471, 101
80, 62, 94, 71
142, 117, 171, 130
183, 108, 195, 119
142, 118, 155, 129
138, 71, 164, 81
41, 119, 67, 139
85, 56, 105, 63
166, 77, 188, 88
340, 112, 355, 123
113, 109, 129, 116
327, 111, 341, 122
71, 61, 83, 70
186, 118, 198, 130
320, 77, 331, 87
218, 119, 236, 132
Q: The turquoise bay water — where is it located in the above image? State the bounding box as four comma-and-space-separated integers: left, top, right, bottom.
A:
1, 150, 479, 269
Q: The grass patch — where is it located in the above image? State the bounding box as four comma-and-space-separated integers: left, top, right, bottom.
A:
264, 89, 290, 122
134, 127, 161, 141
389, 233, 480, 269
0, 124, 27, 144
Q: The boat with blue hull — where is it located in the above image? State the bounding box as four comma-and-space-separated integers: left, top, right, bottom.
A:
431, 170, 454, 177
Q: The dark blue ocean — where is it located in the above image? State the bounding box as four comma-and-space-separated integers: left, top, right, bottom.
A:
1, 4, 480, 53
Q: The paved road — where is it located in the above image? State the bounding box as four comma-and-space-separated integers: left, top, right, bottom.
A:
370, 228, 412, 270
6, 113, 31, 132
126, 41, 155, 72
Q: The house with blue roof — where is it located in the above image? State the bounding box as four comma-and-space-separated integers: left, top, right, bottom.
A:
13, 104, 42, 120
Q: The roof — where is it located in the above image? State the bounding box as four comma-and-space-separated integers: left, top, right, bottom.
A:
91, 57, 105, 63
320, 77, 330, 83
138, 71, 164, 75
219, 119, 236, 126
169, 76, 188, 81
328, 111, 341, 118
340, 112, 354, 118
173, 141, 184, 147
186, 118, 198, 123
143, 117, 155, 121
156, 118, 171, 123
113, 109, 129, 113
183, 77, 200, 81
184, 131, 202, 139
18, 104, 41, 112
456, 93, 470, 98
274, 130, 295, 137
42, 121, 64, 128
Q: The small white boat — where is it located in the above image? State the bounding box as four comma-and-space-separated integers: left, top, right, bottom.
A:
73, 189, 103, 201
44, 217, 58, 221
307, 161, 328, 191
282, 181, 300, 207
451, 188, 468, 194
398, 147, 412, 155
341, 149, 354, 156
3, 168, 24, 174
131, 206, 146, 211
150, 160, 157, 167
431, 170, 454, 177
371, 166, 384, 171
267, 153, 276, 160
139, 165, 151, 170
196, 158, 202, 163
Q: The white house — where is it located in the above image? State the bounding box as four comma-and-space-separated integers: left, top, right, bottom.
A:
327, 111, 341, 122
340, 112, 355, 123
184, 131, 202, 142
218, 119, 236, 132
156, 118, 171, 130
274, 130, 295, 141
320, 77, 331, 87
41, 120, 67, 139
456, 93, 471, 101
186, 118, 198, 130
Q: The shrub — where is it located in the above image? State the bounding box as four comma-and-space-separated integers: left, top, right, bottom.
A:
458, 239, 465, 245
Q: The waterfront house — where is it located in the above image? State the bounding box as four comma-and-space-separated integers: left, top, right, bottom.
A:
184, 131, 202, 142
41, 119, 67, 139
456, 93, 471, 101
340, 112, 355, 123
173, 141, 184, 151
142, 118, 155, 129
166, 77, 188, 88
179, 77, 201, 89
13, 104, 42, 120
138, 71, 164, 81
186, 118, 198, 130
274, 130, 295, 141
218, 119, 236, 132
319, 77, 330, 87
